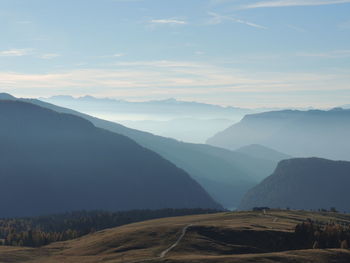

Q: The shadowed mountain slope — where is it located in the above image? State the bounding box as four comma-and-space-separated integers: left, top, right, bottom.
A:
239, 158, 350, 211
207, 109, 350, 161
0, 100, 221, 217
0, 93, 278, 208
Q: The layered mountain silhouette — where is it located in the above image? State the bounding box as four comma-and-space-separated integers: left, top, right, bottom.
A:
0, 100, 221, 217
0, 93, 278, 208
42, 95, 252, 143
207, 109, 350, 161
239, 158, 350, 212
236, 144, 291, 163
43, 95, 252, 117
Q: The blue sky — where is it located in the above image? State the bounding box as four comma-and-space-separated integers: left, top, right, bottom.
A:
0, 0, 349, 108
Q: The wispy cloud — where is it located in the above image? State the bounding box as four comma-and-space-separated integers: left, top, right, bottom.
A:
96, 53, 126, 59
1, 60, 348, 102
0, 49, 62, 60
150, 19, 187, 25
242, 0, 350, 9
0, 49, 32, 57
208, 12, 268, 29
113, 60, 202, 68
39, 53, 61, 59
113, 53, 125, 57
297, 50, 350, 58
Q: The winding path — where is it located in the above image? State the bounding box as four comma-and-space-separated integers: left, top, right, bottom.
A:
159, 224, 193, 258
128, 224, 194, 262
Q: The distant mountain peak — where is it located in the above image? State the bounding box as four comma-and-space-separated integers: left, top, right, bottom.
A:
0, 93, 16, 100
80, 95, 96, 100
47, 95, 124, 103
49, 95, 75, 100
329, 107, 344, 112
162, 98, 178, 103
45, 95, 245, 109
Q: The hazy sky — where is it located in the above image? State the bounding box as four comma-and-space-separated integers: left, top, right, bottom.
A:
0, 0, 349, 108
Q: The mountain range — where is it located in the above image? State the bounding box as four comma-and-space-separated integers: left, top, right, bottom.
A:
0, 99, 221, 217
207, 109, 350, 161
42, 95, 252, 117
41, 95, 254, 143
0, 93, 283, 208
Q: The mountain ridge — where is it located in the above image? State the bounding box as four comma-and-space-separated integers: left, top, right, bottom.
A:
239, 157, 350, 211
0, 93, 283, 208
236, 144, 291, 162
207, 109, 350, 161
0, 100, 221, 217
42, 95, 248, 111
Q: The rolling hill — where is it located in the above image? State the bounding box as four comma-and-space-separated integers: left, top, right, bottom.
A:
207, 109, 350, 161
0, 93, 278, 208
0, 100, 221, 217
239, 158, 350, 211
1, 210, 350, 262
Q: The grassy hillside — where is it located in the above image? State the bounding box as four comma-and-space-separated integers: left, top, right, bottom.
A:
0, 209, 219, 247
1, 210, 350, 262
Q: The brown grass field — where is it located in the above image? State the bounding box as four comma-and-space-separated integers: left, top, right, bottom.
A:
1, 210, 350, 263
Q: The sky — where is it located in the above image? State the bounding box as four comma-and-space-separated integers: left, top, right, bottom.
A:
0, 0, 349, 108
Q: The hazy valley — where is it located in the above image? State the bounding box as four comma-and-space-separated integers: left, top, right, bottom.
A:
1, 1, 350, 261
1, 92, 350, 263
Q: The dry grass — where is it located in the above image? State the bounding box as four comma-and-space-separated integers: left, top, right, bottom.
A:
1, 210, 350, 263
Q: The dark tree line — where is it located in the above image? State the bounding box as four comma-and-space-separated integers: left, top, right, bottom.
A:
0, 208, 219, 247
294, 220, 350, 249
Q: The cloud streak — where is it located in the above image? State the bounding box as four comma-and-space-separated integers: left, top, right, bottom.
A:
150, 19, 187, 25
39, 53, 61, 59
0, 49, 62, 60
208, 12, 267, 29
242, 0, 350, 9
1, 60, 348, 102
0, 49, 32, 57
297, 50, 350, 58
